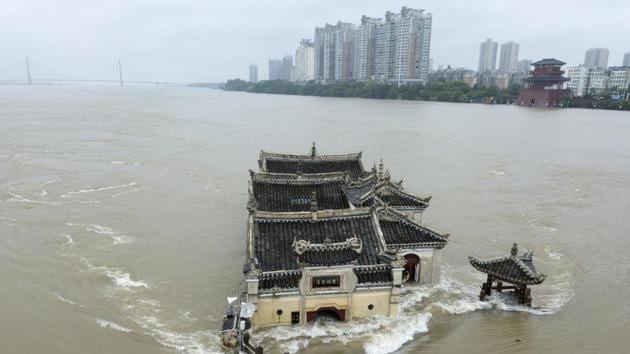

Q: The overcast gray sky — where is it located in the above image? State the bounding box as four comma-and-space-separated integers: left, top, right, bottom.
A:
1, 0, 629, 83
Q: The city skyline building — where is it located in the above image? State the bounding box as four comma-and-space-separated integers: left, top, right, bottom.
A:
249, 64, 258, 83
268, 58, 282, 80
565, 65, 590, 96
294, 39, 315, 81
498, 41, 519, 73
608, 67, 630, 91
282, 55, 293, 81
478, 38, 498, 71
353, 16, 380, 80
623, 52, 630, 67
565, 65, 630, 96
518, 59, 532, 73
373, 11, 398, 81
584, 48, 609, 69
334, 22, 356, 80
392, 7, 433, 84
314, 23, 338, 81
314, 7, 432, 84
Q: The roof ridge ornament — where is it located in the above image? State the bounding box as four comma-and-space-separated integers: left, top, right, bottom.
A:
311, 142, 317, 158
511, 243, 518, 257
378, 159, 384, 181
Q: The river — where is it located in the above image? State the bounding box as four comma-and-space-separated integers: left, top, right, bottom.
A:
1, 85, 629, 354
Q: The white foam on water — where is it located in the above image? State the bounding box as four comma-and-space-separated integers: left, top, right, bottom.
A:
62, 233, 74, 245
256, 288, 435, 354
121, 300, 222, 353
6, 192, 60, 205
55, 292, 83, 307
544, 245, 563, 260
61, 182, 137, 198
40, 190, 48, 197
489, 170, 505, 176
66, 222, 135, 244
111, 161, 125, 165
39, 178, 62, 187
96, 318, 134, 333
103, 269, 149, 290
78, 257, 149, 291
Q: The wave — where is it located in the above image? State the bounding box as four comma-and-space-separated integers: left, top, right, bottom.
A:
6, 192, 60, 205
61, 182, 137, 198
79, 257, 149, 291
55, 292, 83, 307
62, 234, 74, 245
544, 245, 563, 260
66, 222, 134, 244
96, 319, 134, 333
255, 266, 573, 353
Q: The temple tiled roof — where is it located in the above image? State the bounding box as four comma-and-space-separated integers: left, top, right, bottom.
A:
342, 178, 431, 210
468, 244, 546, 285
251, 209, 383, 272
259, 145, 366, 179
378, 208, 448, 249
250, 171, 350, 212
354, 265, 393, 285
259, 270, 302, 291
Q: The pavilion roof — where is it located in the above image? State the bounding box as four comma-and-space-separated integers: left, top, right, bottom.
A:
524, 75, 569, 82
468, 244, 546, 285
531, 58, 566, 66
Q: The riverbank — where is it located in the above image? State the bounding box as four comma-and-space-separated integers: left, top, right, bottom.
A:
221, 79, 630, 110
223, 79, 520, 104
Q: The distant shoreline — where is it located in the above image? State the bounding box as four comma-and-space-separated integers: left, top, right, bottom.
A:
218, 79, 630, 111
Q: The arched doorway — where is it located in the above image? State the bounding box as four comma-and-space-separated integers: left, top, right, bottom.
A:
403, 254, 420, 283
306, 307, 346, 322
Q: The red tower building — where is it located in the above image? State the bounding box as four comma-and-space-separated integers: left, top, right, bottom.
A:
518, 58, 570, 107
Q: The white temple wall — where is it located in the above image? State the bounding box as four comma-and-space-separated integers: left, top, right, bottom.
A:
252, 295, 301, 327
351, 290, 392, 319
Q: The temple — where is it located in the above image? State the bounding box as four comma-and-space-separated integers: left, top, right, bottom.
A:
469, 243, 546, 306
241, 144, 449, 328
517, 58, 570, 107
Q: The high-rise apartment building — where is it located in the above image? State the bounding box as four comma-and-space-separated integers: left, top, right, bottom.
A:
623, 52, 630, 67
314, 7, 432, 84
518, 59, 532, 73
392, 7, 432, 83
294, 40, 315, 81
373, 12, 398, 81
584, 48, 609, 69
249, 64, 258, 83
268, 59, 283, 80
282, 55, 293, 81
353, 16, 381, 80
498, 41, 519, 73
314, 24, 338, 82
334, 22, 356, 80
478, 38, 498, 71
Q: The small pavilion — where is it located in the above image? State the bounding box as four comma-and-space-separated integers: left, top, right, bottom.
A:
469, 244, 546, 306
